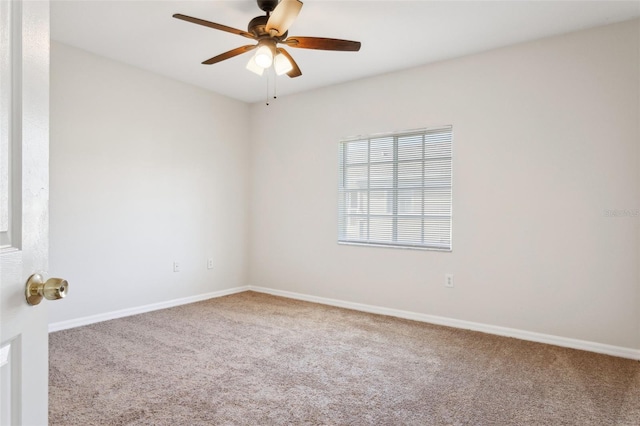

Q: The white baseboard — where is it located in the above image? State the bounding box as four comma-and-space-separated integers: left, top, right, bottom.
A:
49, 284, 639, 361
248, 285, 640, 361
48, 286, 250, 333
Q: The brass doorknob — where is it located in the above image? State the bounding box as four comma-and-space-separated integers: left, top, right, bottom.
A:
25, 274, 69, 306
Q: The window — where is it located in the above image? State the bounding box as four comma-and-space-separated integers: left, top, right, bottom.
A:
338, 126, 453, 250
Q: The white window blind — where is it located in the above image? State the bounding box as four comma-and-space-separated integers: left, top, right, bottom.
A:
338, 126, 453, 250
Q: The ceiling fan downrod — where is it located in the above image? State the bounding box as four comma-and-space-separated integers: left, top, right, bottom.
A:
257, 0, 279, 14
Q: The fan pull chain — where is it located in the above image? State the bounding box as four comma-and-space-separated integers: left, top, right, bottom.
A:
265, 68, 279, 106
266, 71, 270, 106
273, 72, 277, 100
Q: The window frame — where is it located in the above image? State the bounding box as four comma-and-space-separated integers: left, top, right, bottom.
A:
337, 126, 453, 252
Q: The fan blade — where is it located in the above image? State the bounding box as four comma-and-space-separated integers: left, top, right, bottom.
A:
202, 45, 257, 65
278, 48, 302, 78
285, 36, 361, 51
173, 13, 255, 40
266, 0, 303, 37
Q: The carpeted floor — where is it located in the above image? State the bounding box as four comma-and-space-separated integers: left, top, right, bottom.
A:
49, 291, 640, 425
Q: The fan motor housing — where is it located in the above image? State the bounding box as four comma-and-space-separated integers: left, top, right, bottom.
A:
248, 15, 287, 40
248, 15, 268, 36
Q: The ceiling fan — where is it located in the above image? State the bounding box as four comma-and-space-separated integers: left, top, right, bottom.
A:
173, 0, 361, 78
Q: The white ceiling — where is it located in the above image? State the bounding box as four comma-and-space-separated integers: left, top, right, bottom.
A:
51, 1, 640, 104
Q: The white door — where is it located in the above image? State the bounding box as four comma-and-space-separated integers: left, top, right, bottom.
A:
0, 0, 51, 425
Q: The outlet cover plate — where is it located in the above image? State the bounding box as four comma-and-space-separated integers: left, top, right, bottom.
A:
445, 273, 454, 288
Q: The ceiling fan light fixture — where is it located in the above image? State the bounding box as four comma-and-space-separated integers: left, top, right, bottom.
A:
174, 0, 361, 82
274, 51, 293, 75
246, 56, 265, 75
254, 44, 273, 68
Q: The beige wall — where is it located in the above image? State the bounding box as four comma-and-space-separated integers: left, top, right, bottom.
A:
49, 20, 639, 351
248, 19, 640, 349
49, 42, 250, 323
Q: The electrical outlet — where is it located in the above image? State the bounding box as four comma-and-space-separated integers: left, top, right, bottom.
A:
445, 273, 454, 288
207, 258, 214, 269
173, 262, 180, 272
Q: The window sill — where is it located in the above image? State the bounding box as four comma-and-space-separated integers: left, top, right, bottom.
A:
337, 241, 452, 252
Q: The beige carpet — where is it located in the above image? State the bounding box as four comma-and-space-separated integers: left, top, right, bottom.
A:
50, 291, 640, 425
